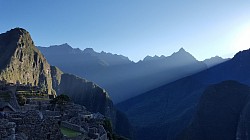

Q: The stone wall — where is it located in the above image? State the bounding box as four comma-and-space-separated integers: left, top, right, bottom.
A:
61, 121, 85, 133
0, 119, 16, 139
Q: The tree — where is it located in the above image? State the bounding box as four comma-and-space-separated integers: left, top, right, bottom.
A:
17, 94, 26, 106
50, 94, 70, 105
50, 94, 70, 112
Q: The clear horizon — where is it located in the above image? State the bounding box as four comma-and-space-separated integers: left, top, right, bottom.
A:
1, 0, 250, 61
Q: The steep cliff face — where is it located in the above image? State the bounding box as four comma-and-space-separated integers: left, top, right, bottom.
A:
50, 66, 63, 91
0, 28, 53, 95
177, 81, 250, 140
58, 73, 114, 116
50, 66, 113, 117
50, 72, 132, 138
236, 100, 250, 140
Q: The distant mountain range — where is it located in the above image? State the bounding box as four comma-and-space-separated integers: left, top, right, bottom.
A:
0, 28, 131, 138
38, 44, 228, 103
117, 47, 250, 140
203, 56, 229, 68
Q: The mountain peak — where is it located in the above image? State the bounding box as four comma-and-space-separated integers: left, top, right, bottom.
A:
7, 27, 28, 35
0, 28, 54, 94
178, 47, 186, 52
61, 43, 70, 46
50, 43, 72, 49
0, 27, 36, 56
0, 27, 32, 46
83, 48, 96, 54
170, 47, 196, 61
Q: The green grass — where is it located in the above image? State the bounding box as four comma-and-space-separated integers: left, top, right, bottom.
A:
60, 126, 81, 138
32, 98, 50, 101
18, 93, 49, 98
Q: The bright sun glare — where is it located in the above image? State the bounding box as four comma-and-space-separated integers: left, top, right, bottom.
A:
232, 24, 250, 52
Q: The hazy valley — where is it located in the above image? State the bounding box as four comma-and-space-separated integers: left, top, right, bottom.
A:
1, 27, 249, 140
1, 1, 250, 140
38, 44, 227, 103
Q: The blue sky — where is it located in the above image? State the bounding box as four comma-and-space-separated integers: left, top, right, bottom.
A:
1, 0, 250, 61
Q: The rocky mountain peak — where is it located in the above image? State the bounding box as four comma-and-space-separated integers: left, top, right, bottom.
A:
0, 27, 33, 50
0, 28, 131, 138
54, 43, 72, 49
6, 27, 29, 37
0, 28, 54, 95
173, 47, 189, 55
178, 47, 186, 52
83, 48, 96, 54
166, 48, 199, 65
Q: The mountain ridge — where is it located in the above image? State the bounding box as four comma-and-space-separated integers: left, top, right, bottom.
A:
203, 55, 230, 68
38, 43, 211, 103
117, 47, 250, 140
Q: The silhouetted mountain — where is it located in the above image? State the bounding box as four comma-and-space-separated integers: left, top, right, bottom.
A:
177, 80, 250, 140
117, 48, 250, 140
38, 45, 207, 103
38, 44, 132, 68
203, 56, 229, 68
0, 28, 131, 138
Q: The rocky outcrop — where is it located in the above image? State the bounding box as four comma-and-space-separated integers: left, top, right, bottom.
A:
51, 72, 132, 138
50, 66, 114, 121
56, 73, 114, 116
0, 28, 111, 115
0, 28, 131, 138
177, 81, 250, 140
0, 28, 53, 95
50, 66, 63, 92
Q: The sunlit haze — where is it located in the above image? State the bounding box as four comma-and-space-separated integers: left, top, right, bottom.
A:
1, 0, 250, 61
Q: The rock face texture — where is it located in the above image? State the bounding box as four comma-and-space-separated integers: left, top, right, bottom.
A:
177, 81, 250, 140
0, 28, 112, 114
0, 28, 53, 95
0, 28, 131, 138
57, 73, 114, 116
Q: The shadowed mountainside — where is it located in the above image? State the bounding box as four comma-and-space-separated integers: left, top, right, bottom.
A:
203, 56, 229, 68
177, 80, 250, 140
117, 47, 250, 140
38, 45, 209, 103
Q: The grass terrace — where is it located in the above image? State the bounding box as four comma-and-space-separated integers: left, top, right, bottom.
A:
18, 93, 49, 98
60, 126, 81, 138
